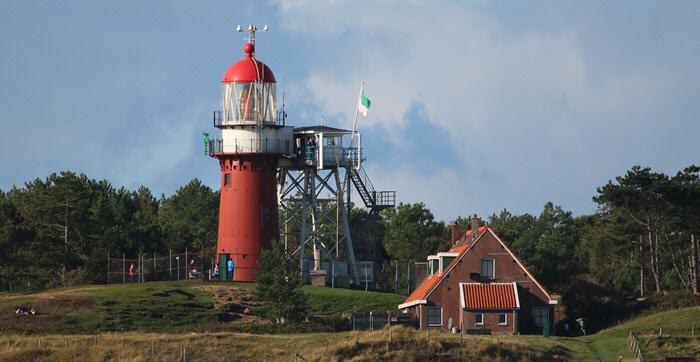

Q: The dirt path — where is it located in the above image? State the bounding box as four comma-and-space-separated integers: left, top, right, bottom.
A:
0, 285, 106, 300
191, 285, 267, 324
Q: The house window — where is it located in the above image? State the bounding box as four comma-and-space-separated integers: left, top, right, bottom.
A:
224, 173, 231, 186
475, 313, 484, 325
533, 307, 549, 326
481, 259, 494, 279
498, 313, 507, 325
427, 307, 442, 326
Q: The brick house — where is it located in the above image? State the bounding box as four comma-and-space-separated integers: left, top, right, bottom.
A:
398, 220, 558, 335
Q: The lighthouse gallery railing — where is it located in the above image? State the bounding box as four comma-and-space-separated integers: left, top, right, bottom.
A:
208, 138, 292, 155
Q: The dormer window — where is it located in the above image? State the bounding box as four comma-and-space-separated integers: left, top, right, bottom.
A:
437, 252, 458, 274
428, 256, 439, 276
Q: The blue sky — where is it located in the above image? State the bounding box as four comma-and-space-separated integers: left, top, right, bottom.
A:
2, 1, 700, 222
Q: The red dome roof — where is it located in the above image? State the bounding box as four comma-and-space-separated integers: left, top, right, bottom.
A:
222, 43, 276, 83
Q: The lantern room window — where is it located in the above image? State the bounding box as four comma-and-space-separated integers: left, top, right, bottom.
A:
222, 82, 277, 125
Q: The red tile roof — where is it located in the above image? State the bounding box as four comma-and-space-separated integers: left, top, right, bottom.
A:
399, 226, 489, 308
461, 283, 519, 309
401, 274, 441, 306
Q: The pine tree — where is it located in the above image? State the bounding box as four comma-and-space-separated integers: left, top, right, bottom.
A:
254, 241, 308, 323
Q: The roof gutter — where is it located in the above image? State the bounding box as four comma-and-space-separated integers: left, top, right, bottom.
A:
398, 299, 427, 309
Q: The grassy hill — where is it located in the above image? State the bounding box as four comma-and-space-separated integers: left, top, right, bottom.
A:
0, 281, 405, 334
577, 306, 700, 361
1, 282, 699, 361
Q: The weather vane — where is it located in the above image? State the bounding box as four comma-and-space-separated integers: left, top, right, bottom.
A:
236, 24, 269, 46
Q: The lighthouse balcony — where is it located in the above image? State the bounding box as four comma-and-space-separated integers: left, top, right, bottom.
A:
208, 137, 292, 156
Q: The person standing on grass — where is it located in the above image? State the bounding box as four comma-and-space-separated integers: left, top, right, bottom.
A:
129, 263, 135, 283
227, 257, 234, 281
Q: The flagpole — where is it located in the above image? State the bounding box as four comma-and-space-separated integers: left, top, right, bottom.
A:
349, 82, 363, 167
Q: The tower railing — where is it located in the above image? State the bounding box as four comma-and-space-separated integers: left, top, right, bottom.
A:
208, 138, 291, 155
349, 166, 396, 213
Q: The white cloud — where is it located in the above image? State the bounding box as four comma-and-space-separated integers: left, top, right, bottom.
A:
275, 0, 700, 219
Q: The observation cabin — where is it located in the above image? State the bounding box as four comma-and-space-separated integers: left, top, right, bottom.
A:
283, 126, 365, 171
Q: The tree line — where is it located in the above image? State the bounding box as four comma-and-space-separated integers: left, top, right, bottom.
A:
1, 166, 699, 314
0, 171, 217, 290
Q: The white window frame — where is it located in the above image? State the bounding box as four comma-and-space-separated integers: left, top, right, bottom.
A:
427, 307, 442, 326
481, 258, 495, 279
475, 313, 484, 325
498, 313, 507, 325
533, 307, 549, 326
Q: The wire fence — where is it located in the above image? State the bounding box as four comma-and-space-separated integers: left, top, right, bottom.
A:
107, 249, 219, 285
107, 250, 429, 296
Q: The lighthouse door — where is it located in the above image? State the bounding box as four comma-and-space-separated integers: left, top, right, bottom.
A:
219, 254, 229, 281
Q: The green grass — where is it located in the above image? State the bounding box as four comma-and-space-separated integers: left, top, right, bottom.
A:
0, 281, 406, 335
0, 282, 230, 334
570, 306, 700, 361
304, 285, 406, 315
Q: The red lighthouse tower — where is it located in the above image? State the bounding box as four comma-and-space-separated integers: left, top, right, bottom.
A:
209, 26, 293, 281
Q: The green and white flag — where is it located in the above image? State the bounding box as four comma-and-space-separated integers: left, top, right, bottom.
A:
358, 87, 371, 117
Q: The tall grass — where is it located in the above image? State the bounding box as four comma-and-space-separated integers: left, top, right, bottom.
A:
0, 326, 592, 362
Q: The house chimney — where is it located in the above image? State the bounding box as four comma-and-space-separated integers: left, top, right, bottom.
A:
471, 216, 479, 241
451, 223, 460, 244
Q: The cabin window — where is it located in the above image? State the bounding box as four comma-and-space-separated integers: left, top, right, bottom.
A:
324, 136, 340, 146
498, 313, 507, 325
481, 259, 495, 279
427, 307, 442, 326
533, 307, 549, 326
475, 313, 484, 325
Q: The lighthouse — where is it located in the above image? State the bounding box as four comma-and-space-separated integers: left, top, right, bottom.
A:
208, 26, 293, 281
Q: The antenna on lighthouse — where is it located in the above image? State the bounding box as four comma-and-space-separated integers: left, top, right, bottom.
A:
236, 24, 269, 46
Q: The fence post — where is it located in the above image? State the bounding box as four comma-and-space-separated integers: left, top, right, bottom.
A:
169, 250, 172, 280
107, 252, 110, 285
123, 253, 126, 284
154, 252, 157, 281
395, 260, 399, 294
407, 261, 411, 295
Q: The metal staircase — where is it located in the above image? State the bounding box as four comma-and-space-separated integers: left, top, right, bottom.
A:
348, 166, 396, 215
